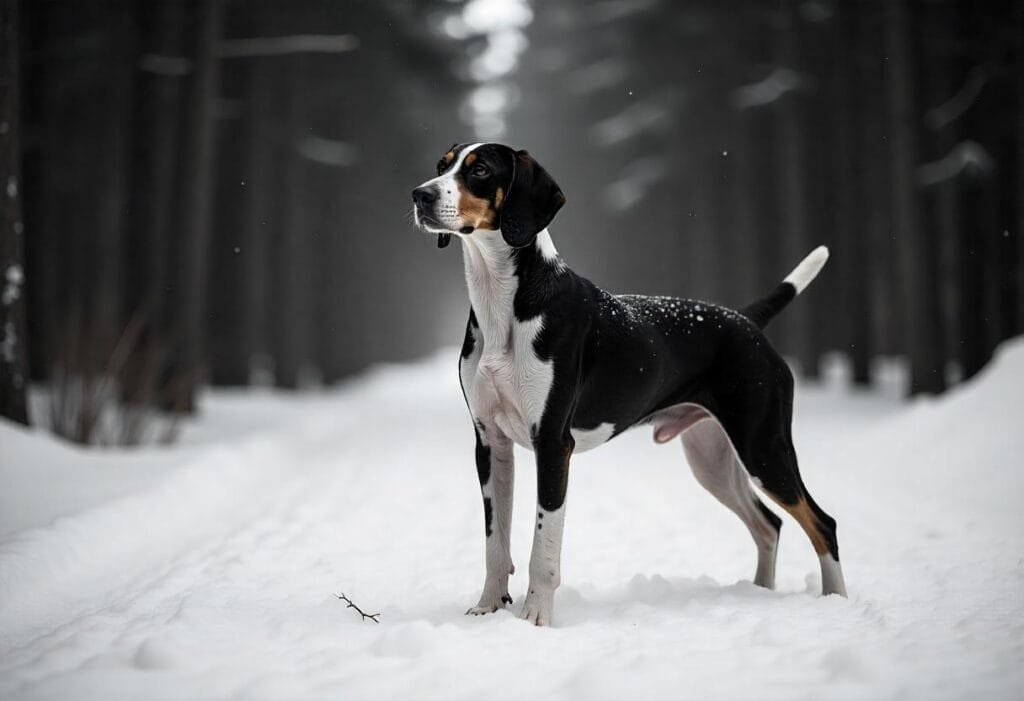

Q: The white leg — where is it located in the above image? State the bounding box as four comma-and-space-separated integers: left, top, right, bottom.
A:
819, 554, 847, 597
467, 428, 515, 615
681, 418, 781, 589
519, 504, 565, 626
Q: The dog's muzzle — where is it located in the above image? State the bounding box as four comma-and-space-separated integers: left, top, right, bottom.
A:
412, 186, 452, 248
412, 186, 438, 219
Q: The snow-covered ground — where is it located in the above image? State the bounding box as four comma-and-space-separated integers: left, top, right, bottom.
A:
2, 340, 1023, 700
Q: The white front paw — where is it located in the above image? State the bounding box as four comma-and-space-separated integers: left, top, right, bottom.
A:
466, 594, 512, 616
518, 587, 555, 626
466, 585, 512, 616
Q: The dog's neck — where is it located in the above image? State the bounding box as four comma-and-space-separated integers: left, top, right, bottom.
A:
461, 229, 563, 346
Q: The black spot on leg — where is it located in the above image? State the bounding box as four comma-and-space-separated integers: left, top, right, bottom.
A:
756, 499, 783, 533
537, 512, 543, 519
483, 497, 493, 537
537, 523, 542, 530
460, 310, 478, 359
501, 594, 513, 605
475, 437, 491, 486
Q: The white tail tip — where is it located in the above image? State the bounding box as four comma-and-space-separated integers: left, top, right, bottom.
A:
783, 245, 829, 294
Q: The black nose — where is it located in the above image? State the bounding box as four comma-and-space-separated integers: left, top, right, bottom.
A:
412, 186, 438, 209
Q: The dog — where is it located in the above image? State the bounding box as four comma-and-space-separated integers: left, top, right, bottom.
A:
411, 142, 848, 626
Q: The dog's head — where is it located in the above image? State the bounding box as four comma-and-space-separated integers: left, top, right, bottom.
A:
411, 143, 565, 248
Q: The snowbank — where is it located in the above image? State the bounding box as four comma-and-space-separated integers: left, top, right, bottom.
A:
1, 341, 1022, 700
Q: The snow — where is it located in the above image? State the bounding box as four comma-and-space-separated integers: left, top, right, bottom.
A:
1, 320, 16, 363
925, 66, 989, 130
139, 54, 193, 77
917, 140, 996, 186
604, 157, 666, 211
295, 135, 358, 167
216, 35, 360, 59
732, 68, 802, 109
568, 58, 628, 96
591, 99, 673, 147
2, 338, 1024, 700
452, 0, 532, 138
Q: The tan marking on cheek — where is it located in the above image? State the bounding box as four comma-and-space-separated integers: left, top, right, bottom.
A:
465, 153, 477, 166
494, 187, 505, 209
457, 182, 499, 230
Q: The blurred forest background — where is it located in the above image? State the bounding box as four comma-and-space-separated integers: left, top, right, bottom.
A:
0, 0, 1021, 444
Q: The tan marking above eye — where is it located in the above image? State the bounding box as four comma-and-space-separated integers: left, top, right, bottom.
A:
442, 151, 455, 165
465, 153, 477, 166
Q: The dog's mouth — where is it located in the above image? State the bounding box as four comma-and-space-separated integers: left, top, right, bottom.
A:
414, 209, 455, 248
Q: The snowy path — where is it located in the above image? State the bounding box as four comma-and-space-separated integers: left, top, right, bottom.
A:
2, 343, 1023, 700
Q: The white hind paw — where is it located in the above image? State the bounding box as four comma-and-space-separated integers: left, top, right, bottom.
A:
518, 588, 554, 627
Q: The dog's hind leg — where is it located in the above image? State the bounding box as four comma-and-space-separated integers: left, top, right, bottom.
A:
720, 395, 848, 597
751, 449, 847, 597
680, 416, 782, 589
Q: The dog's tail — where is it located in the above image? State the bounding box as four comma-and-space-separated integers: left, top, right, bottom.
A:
741, 246, 829, 329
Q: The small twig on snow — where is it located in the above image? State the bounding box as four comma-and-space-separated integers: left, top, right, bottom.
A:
335, 593, 380, 623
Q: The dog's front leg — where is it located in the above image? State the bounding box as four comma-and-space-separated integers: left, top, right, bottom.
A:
520, 431, 573, 627
466, 424, 515, 615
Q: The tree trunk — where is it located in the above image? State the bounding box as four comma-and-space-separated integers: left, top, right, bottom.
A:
886, 0, 945, 394
240, 57, 279, 384
834, 0, 871, 385
273, 55, 315, 389
800, 3, 839, 375
0, 0, 29, 424
1016, 0, 1024, 334
123, 0, 189, 408
921, 0, 962, 385
207, 56, 252, 386
93, 2, 135, 360
773, 0, 813, 375
175, 0, 225, 410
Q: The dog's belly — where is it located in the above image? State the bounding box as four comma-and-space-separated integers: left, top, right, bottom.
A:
569, 423, 616, 453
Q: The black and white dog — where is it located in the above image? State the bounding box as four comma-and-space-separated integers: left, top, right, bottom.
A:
412, 143, 847, 626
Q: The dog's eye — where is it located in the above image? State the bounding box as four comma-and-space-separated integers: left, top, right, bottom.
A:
470, 164, 490, 178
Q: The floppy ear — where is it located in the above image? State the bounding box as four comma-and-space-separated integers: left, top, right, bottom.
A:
500, 150, 566, 248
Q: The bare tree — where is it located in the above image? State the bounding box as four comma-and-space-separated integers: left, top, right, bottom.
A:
175, 0, 226, 409
1017, 0, 1024, 334
886, 0, 945, 394
0, 0, 29, 424
772, 0, 813, 373
124, 0, 190, 407
832, 1, 870, 384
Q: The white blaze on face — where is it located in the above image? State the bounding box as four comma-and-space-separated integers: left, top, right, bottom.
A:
414, 143, 484, 234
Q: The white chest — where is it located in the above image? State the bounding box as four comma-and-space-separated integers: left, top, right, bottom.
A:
463, 315, 554, 450
457, 230, 614, 454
